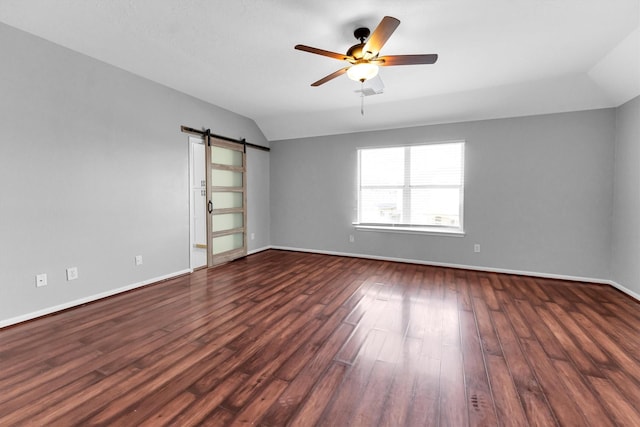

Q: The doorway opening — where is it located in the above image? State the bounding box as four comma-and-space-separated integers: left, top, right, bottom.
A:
189, 136, 207, 270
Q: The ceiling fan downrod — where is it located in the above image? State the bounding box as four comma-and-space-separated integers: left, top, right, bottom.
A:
354, 27, 370, 44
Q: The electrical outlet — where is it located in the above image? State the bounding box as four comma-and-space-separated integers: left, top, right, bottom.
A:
250, 233, 255, 240
135, 255, 143, 266
474, 244, 481, 253
349, 235, 355, 243
36, 273, 47, 287
66, 267, 78, 281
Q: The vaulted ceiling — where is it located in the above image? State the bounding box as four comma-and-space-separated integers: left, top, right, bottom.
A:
1, 0, 638, 140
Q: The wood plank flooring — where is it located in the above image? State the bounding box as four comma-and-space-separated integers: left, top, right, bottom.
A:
1, 249, 639, 426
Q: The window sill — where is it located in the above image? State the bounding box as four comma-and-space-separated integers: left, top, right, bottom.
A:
353, 224, 465, 237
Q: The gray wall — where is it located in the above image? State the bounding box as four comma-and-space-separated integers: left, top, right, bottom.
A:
611, 95, 640, 297
270, 109, 616, 281
247, 147, 271, 252
0, 23, 270, 325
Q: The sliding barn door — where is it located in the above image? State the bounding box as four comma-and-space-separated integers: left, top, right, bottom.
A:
205, 135, 247, 267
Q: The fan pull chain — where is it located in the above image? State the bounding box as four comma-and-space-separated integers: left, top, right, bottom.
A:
360, 81, 365, 116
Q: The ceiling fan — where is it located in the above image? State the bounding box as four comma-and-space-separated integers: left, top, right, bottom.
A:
295, 16, 438, 87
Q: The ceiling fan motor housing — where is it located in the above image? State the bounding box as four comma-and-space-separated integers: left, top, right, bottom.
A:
346, 43, 365, 59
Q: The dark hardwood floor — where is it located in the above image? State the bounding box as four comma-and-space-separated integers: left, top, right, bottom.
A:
1, 250, 639, 426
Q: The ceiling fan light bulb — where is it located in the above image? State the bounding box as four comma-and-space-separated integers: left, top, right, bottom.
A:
347, 62, 379, 82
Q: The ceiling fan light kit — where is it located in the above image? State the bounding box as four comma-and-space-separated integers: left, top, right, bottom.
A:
347, 61, 379, 82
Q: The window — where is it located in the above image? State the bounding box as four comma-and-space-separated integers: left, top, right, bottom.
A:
355, 141, 465, 234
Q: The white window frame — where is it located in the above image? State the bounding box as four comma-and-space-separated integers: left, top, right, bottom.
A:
354, 140, 465, 236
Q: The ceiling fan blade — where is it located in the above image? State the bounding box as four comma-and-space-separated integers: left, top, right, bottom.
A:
377, 54, 438, 66
363, 16, 400, 58
295, 44, 350, 61
311, 67, 350, 86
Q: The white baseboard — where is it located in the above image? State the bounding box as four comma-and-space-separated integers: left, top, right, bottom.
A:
606, 280, 640, 302
5, 248, 637, 330
247, 245, 271, 255
0, 269, 191, 329
270, 246, 640, 301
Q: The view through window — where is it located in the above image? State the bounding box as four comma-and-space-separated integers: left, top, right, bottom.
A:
356, 141, 465, 232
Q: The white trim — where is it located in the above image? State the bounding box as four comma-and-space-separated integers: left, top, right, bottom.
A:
248, 245, 271, 255
354, 224, 465, 236
270, 245, 624, 287
356, 138, 467, 150
0, 269, 191, 329
4, 250, 637, 330
606, 280, 640, 302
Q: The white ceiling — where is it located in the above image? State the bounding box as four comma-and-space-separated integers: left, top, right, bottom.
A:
1, 0, 638, 141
